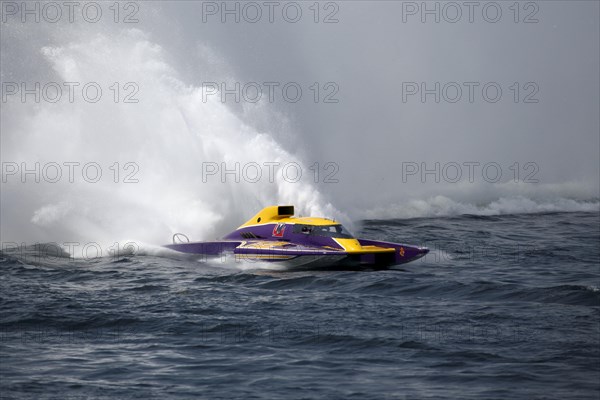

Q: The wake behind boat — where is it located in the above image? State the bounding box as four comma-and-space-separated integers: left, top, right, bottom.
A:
165, 206, 428, 269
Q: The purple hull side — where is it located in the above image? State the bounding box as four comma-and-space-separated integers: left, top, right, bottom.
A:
357, 239, 429, 265
164, 241, 241, 255
235, 246, 343, 257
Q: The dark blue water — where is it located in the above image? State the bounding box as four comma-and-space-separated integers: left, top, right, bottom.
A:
1, 211, 599, 399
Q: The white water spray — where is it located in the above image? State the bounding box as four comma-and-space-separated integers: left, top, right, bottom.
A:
1, 28, 341, 250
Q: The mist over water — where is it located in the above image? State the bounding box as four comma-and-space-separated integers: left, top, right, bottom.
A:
1, 26, 341, 246
1, 2, 599, 249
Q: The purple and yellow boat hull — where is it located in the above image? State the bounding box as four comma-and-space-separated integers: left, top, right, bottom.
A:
165, 206, 428, 269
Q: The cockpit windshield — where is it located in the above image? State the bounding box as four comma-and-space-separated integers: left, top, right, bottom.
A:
292, 224, 354, 239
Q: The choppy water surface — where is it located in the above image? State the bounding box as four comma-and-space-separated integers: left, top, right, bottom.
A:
1, 211, 599, 399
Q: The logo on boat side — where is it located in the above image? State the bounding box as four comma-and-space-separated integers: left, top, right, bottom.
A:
399, 247, 405, 257
272, 223, 286, 238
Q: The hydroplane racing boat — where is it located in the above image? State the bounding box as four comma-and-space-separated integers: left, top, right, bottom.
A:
165, 206, 428, 269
